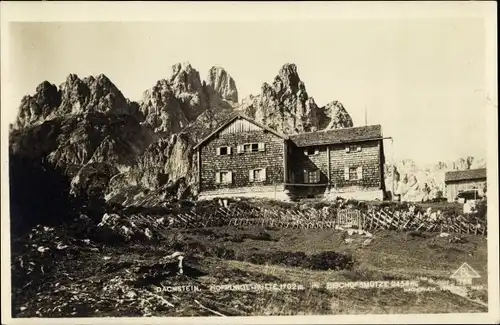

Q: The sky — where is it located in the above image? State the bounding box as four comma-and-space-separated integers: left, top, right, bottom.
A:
4, 16, 493, 166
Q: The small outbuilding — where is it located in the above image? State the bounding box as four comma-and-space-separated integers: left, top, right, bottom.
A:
444, 168, 486, 202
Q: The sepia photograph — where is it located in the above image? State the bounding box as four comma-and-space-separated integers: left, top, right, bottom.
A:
1, 2, 498, 324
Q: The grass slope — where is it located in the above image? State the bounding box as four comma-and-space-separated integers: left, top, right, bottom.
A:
11, 222, 488, 317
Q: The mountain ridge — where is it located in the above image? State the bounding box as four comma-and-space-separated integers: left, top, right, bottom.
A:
9, 62, 482, 223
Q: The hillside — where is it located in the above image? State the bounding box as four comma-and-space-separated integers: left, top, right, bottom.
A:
11, 198, 488, 317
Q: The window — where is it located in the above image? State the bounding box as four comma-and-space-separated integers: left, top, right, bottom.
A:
237, 142, 265, 153
249, 168, 266, 182
304, 147, 319, 156
216, 146, 231, 155
215, 171, 233, 184
244, 143, 259, 153
304, 169, 320, 183
345, 145, 362, 153
344, 166, 363, 181
349, 167, 358, 180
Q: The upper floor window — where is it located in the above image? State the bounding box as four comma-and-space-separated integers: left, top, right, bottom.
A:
245, 143, 259, 153
304, 147, 320, 156
237, 142, 265, 153
216, 146, 232, 156
345, 145, 362, 153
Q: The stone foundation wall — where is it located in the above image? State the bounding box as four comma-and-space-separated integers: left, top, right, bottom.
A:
324, 188, 384, 201
198, 185, 384, 202
198, 185, 291, 201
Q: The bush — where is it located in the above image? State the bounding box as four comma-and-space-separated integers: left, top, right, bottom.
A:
472, 198, 487, 222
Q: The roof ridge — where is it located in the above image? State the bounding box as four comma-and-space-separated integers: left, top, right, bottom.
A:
291, 124, 381, 137
445, 167, 486, 173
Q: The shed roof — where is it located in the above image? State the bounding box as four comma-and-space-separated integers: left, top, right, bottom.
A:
289, 124, 383, 147
444, 168, 487, 183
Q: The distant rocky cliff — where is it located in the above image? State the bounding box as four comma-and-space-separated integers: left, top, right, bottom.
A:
239, 63, 353, 134
384, 157, 487, 202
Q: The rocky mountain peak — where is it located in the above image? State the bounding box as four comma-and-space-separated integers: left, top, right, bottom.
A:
206, 66, 238, 103
14, 80, 61, 129
240, 63, 352, 134
13, 73, 139, 130
322, 101, 354, 129
275, 63, 303, 94
139, 63, 241, 136
58, 73, 132, 116
169, 62, 202, 92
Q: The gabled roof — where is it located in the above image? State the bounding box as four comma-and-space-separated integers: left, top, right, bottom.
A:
289, 124, 383, 147
444, 168, 487, 183
193, 112, 288, 149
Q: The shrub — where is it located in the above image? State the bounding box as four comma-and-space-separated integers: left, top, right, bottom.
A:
472, 198, 487, 222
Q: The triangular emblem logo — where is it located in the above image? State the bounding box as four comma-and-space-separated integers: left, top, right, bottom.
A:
450, 262, 481, 284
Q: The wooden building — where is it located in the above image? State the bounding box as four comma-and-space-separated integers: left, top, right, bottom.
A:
444, 168, 487, 202
193, 113, 387, 201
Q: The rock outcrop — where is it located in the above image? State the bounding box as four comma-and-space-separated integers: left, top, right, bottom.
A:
384, 157, 487, 202
206, 66, 238, 103
239, 63, 352, 134
139, 79, 189, 135
104, 132, 195, 207
139, 62, 210, 135
14, 74, 140, 130
10, 73, 154, 215
138, 63, 239, 140
240, 63, 322, 134
321, 101, 354, 129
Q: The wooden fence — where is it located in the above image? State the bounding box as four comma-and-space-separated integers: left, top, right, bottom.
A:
360, 209, 487, 235
126, 204, 486, 236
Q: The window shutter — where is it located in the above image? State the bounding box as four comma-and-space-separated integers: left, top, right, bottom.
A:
228, 146, 232, 155
344, 166, 350, 180
216, 147, 221, 155
215, 172, 221, 183
304, 149, 308, 156
357, 166, 363, 180
237, 145, 243, 154
258, 142, 265, 152
304, 170, 309, 183
316, 170, 321, 183
262, 168, 267, 181
357, 146, 362, 152
314, 148, 319, 155
228, 171, 233, 184
345, 146, 350, 153
249, 169, 254, 182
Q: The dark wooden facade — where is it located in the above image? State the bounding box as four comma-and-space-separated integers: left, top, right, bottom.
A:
286, 139, 385, 199
195, 115, 288, 198
194, 113, 386, 201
